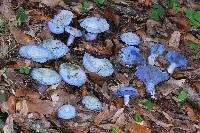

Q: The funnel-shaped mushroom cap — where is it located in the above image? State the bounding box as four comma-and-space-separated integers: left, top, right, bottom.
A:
148, 43, 165, 65
54, 10, 74, 26
59, 63, 87, 87
40, 39, 69, 59
80, 17, 109, 33
83, 53, 114, 77
119, 46, 146, 65
19, 45, 54, 63
65, 26, 82, 37
48, 19, 65, 34
57, 104, 76, 120
120, 32, 141, 46
165, 51, 187, 74
31, 68, 62, 85
113, 87, 139, 97
82, 96, 103, 111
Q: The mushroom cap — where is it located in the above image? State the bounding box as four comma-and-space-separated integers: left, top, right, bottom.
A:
112, 86, 139, 97
31, 68, 62, 85
65, 26, 82, 37
149, 43, 165, 56
165, 51, 187, 68
83, 53, 114, 77
80, 17, 109, 33
120, 32, 141, 46
135, 65, 169, 85
40, 39, 69, 59
54, 10, 74, 26
82, 96, 103, 111
47, 19, 65, 34
57, 104, 76, 120
59, 63, 87, 87
119, 46, 146, 65
19, 45, 54, 63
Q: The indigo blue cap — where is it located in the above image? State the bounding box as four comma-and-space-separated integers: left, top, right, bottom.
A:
59, 63, 87, 87
65, 26, 82, 37
54, 10, 74, 26
120, 32, 141, 46
113, 87, 139, 97
165, 51, 187, 74
57, 104, 76, 120
82, 96, 103, 111
83, 53, 114, 77
47, 19, 65, 34
80, 17, 109, 33
119, 46, 146, 65
31, 68, 62, 85
40, 39, 69, 59
19, 45, 54, 63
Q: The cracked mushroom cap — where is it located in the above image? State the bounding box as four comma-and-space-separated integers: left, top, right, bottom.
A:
120, 32, 141, 46
47, 19, 65, 34
59, 63, 87, 87
57, 104, 76, 120
65, 26, 82, 37
54, 10, 74, 26
31, 68, 62, 85
112, 86, 139, 97
148, 43, 165, 56
82, 96, 103, 111
80, 17, 109, 33
83, 53, 114, 77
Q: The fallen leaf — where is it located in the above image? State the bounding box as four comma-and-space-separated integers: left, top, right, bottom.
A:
184, 33, 200, 44
104, 10, 121, 27
16, 88, 40, 99
0, 44, 9, 59
36, 26, 53, 40
168, 31, 181, 48
185, 104, 195, 118
29, 9, 50, 22
3, 115, 14, 133
0, 0, 16, 20
128, 122, 151, 133
29, 0, 68, 8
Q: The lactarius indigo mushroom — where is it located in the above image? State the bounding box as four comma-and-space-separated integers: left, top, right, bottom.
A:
82, 96, 103, 111
120, 32, 141, 46
112, 87, 139, 106
83, 53, 114, 77
65, 26, 82, 46
80, 17, 109, 41
19, 45, 54, 63
148, 43, 165, 65
31, 68, 62, 85
135, 65, 169, 98
40, 39, 69, 59
59, 63, 87, 87
57, 104, 76, 120
48, 19, 65, 34
165, 51, 187, 74
119, 46, 146, 66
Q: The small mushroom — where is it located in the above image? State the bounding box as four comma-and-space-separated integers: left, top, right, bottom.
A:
31, 68, 62, 85
135, 65, 169, 98
82, 96, 103, 111
54, 10, 74, 26
65, 26, 82, 46
119, 46, 146, 66
165, 51, 187, 74
57, 104, 76, 120
112, 86, 139, 106
59, 63, 87, 87
40, 39, 69, 59
80, 17, 109, 41
19, 45, 54, 63
120, 32, 141, 46
148, 43, 165, 65
47, 19, 65, 34
83, 53, 114, 77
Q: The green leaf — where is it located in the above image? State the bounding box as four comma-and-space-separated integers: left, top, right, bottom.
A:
178, 90, 188, 102
185, 9, 200, 28
196, 33, 200, 40
186, 43, 200, 49
169, 1, 181, 10
81, 1, 90, 13
192, 54, 200, 60
134, 113, 144, 124
15, 8, 29, 26
20, 66, 31, 75
110, 128, 118, 133
143, 99, 154, 110
149, 4, 165, 21
95, 0, 105, 6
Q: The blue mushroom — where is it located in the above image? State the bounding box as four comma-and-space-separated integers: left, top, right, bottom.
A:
65, 26, 82, 46
48, 19, 65, 34
83, 53, 114, 77
54, 10, 74, 27
80, 17, 109, 41
112, 86, 139, 106
59, 63, 87, 87
57, 104, 76, 120
82, 96, 103, 111
19, 45, 54, 63
165, 51, 187, 74
120, 32, 141, 46
40, 39, 69, 59
148, 43, 165, 65
31, 68, 62, 85
119, 46, 146, 66
135, 65, 169, 98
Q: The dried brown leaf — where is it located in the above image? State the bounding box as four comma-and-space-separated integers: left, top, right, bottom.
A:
168, 31, 181, 49
0, 0, 16, 20
128, 123, 151, 133
184, 33, 200, 44
16, 88, 40, 99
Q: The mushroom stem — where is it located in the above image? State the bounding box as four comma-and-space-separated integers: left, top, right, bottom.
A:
146, 83, 156, 98
167, 63, 177, 74
38, 84, 48, 93
124, 95, 130, 106
148, 54, 157, 65
67, 35, 75, 46
85, 33, 98, 41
